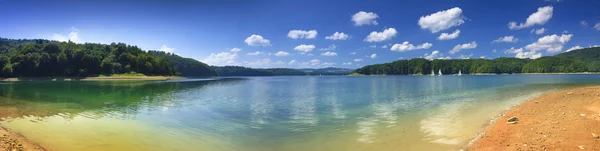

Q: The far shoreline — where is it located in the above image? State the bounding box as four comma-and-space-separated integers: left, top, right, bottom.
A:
348, 72, 600, 76
0, 76, 183, 81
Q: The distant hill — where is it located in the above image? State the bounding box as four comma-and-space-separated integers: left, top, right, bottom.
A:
212, 66, 352, 76
149, 51, 218, 77
353, 46, 600, 75
297, 67, 354, 75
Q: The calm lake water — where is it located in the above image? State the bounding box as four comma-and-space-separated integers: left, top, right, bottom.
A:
1, 75, 600, 151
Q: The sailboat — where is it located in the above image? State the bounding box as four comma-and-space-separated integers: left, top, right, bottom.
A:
458, 70, 462, 76
438, 69, 442, 76
431, 69, 435, 76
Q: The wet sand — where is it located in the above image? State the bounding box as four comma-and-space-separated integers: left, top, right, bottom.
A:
469, 86, 600, 150
0, 126, 45, 151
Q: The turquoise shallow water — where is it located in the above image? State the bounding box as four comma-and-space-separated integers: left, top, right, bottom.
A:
1, 75, 600, 151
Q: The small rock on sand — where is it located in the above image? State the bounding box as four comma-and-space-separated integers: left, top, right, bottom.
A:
507, 116, 519, 124
580, 114, 586, 116
568, 92, 574, 95
579, 146, 585, 150
593, 133, 599, 139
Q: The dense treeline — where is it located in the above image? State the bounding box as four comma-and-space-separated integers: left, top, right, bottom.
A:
0, 38, 177, 77
354, 47, 600, 75
149, 51, 218, 76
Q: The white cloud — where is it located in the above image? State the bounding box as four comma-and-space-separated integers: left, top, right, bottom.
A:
319, 44, 336, 51
438, 30, 460, 40
364, 28, 397, 42
157, 45, 175, 53
492, 36, 518, 43
369, 45, 376, 48
459, 54, 473, 59
423, 50, 441, 60
321, 51, 338, 56
505, 47, 542, 59
450, 41, 477, 54
288, 60, 296, 65
595, 23, 600, 31
524, 34, 573, 52
325, 32, 349, 40
580, 21, 588, 27
350, 52, 356, 55
509, 6, 553, 30
352, 11, 378, 26
354, 58, 363, 62
201, 52, 239, 66
390, 41, 433, 52
307, 53, 314, 56
288, 30, 318, 39
531, 28, 546, 35
566, 46, 583, 52
245, 34, 271, 46
418, 7, 465, 33
298, 59, 335, 68
51, 27, 81, 43
274, 51, 290, 56
343, 62, 353, 65
230, 47, 241, 52
245, 58, 272, 67
370, 54, 377, 59
294, 44, 316, 52
246, 51, 264, 56
480, 56, 485, 59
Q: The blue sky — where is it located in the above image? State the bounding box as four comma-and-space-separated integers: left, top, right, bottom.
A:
1, 0, 599, 69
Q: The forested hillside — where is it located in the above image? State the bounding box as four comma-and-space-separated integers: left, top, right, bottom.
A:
353, 47, 600, 75
0, 38, 176, 77
149, 51, 218, 76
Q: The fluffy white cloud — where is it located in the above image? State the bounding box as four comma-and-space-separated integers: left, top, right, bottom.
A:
354, 58, 363, 62
246, 51, 264, 56
352, 11, 378, 26
364, 28, 397, 42
274, 51, 290, 56
524, 34, 572, 52
505, 47, 542, 59
288, 60, 296, 65
532, 28, 546, 35
423, 50, 440, 60
51, 27, 81, 43
158, 45, 175, 53
343, 62, 353, 65
294, 44, 316, 52
437, 30, 460, 40
390, 41, 433, 52
450, 41, 477, 54
288, 30, 318, 39
297, 59, 336, 68
245, 34, 271, 46
418, 7, 464, 33
325, 32, 349, 40
492, 36, 518, 43
319, 44, 336, 51
321, 51, 337, 56
350, 52, 356, 55
230, 48, 241, 52
201, 52, 239, 66
566, 46, 583, 52
480, 56, 485, 59
580, 21, 588, 27
595, 23, 600, 31
459, 54, 473, 59
508, 6, 553, 30
370, 54, 377, 59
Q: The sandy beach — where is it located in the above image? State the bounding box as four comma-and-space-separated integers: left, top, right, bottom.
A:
469, 86, 600, 151
0, 126, 45, 151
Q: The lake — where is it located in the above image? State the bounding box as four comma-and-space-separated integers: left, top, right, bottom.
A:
1, 75, 600, 151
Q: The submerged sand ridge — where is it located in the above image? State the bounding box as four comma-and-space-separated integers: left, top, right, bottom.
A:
469, 86, 600, 150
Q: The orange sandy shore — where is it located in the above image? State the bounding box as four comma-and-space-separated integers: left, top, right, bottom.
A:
468, 86, 600, 151
0, 126, 45, 151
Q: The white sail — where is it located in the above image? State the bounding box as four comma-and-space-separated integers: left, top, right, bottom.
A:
458, 70, 462, 76
438, 69, 442, 76
431, 70, 435, 76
